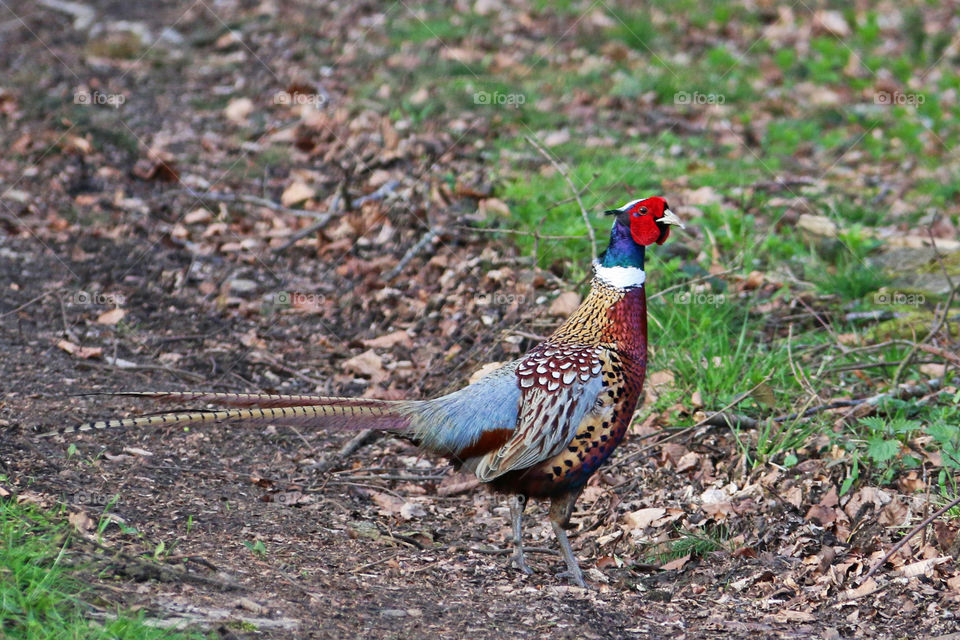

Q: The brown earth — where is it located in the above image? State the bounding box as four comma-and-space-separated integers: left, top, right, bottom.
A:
1, 1, 959, 638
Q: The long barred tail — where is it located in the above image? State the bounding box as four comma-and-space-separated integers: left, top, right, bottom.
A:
37, 394, 417, 439
100, 391, 392, 409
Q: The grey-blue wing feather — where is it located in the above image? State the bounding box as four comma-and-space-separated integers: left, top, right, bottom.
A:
408, 361, 522, 455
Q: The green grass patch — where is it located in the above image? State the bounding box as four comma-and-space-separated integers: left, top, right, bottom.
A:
0, 499, 205, 640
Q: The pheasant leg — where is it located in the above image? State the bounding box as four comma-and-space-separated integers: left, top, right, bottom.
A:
509, 494, 533, 575
551, 521, 586, 587
549, 488, 587, 587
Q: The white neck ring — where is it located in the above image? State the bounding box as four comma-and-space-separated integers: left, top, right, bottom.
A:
593, 262, 646, 289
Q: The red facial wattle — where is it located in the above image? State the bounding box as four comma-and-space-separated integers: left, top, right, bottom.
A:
627, 197, 670, 246
656, 225, 671, 245
629, 214, 662, 246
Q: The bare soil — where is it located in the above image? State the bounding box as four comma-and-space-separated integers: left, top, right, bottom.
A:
1, 1, 959, 638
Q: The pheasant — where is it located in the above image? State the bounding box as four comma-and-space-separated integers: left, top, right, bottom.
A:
43, 196, 683, 587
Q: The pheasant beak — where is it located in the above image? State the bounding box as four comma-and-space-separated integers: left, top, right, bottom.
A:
656, 209, 685, 229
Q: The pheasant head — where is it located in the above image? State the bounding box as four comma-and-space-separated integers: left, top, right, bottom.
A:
605, 196, 683, 246
598, 196, 683, 276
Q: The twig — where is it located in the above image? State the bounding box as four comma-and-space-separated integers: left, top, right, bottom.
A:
508, 330, 549, 342
173, 189, 332, 220
333, 473, 448, 482
350, 553, 403, 573
272, 194, 340, 253
751, 176, 816, 192
611, 376, 773, 471
77, 535, 243, 591
837, 377, 945, 422
377, 526, 425, 550
787, 323, 818, 400
467, 546, 556, 555
385, 227, 439, 280
310, 429, 381, 473
648, 263, 742, 302
825, 359, 941, 374
249, 352, 327, 386
546, 172, 599, 210
83, 360, 206, 382
0, 290, 55, 318
461, 226, 591, 241
524, 135, 597, 262
697, 412, 759, 430
273, 179, 400, 253
864, 492, 960, 579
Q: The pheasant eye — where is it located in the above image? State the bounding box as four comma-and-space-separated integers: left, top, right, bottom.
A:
639, 206, 648, 214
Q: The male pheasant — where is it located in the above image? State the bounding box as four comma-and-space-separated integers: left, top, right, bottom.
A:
44, 196, 683, 587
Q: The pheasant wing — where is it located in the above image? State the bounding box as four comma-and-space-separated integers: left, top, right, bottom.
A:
471, 344, 604, 481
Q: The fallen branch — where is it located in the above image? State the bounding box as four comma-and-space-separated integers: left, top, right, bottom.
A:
173, 189, 333, 221
77, 536, 243, 591
864, 492, 960, 579
613, 376, 949, 475
272, 194, 341, 253
310, 429, 380, 473
525, 135, 597, 262
385, 227, 439, 280
273, 179, 400, 253
467, 546, 557, 555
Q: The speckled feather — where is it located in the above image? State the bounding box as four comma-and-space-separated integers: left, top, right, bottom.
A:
487, 280, 648, 497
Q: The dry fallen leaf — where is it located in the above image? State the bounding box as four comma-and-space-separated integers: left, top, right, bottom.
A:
468, 361, 507, 384
96, 308, 126, 325
660, 553, 690, 572
281, 180, 315, 207
68, 510, 95, 533
400, 501, 427, 520
893, 556, 951, 578
371, 491, 405, 516
224, 97, 254, 124
838, 578, 880, 602
623, 507, 667, 530
343, 349, 388, 383
477, 198, 510, 217
363, 330, 414, 350
56, 340, 102, 360
548, 291, 581, 317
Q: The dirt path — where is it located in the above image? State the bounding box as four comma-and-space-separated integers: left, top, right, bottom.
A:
2, 1, 959, 638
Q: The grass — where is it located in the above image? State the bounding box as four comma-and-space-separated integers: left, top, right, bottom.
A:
0, 498, 205, 640
417, 1, 960, 498
645, 525, 730, 565
486, 125, 958, 483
